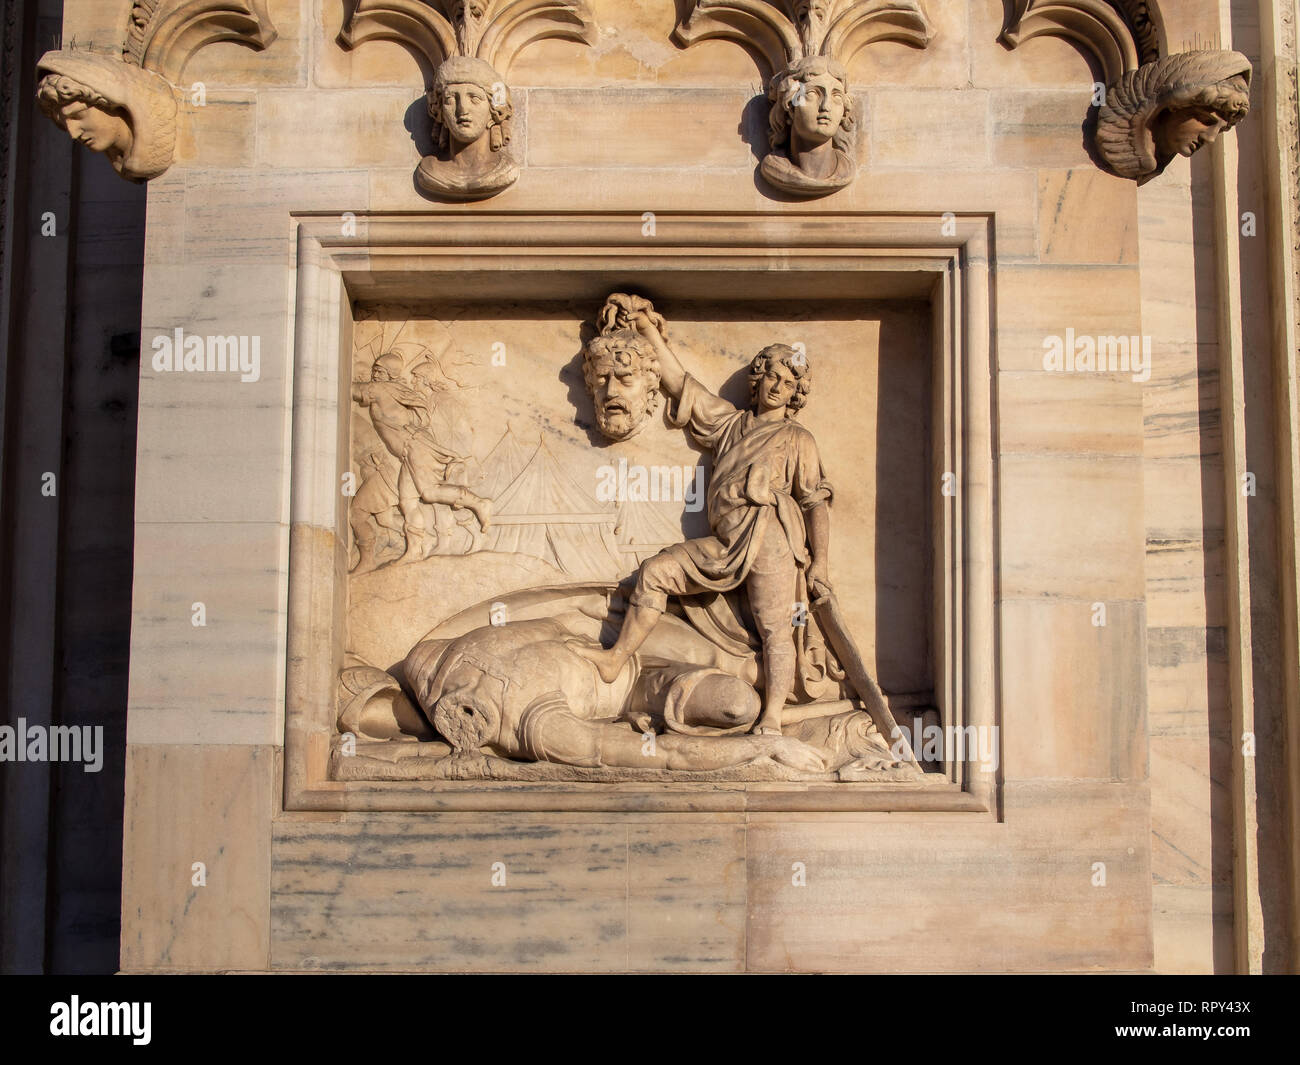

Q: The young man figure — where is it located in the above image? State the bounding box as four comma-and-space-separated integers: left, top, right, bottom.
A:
573, 314, 834, 736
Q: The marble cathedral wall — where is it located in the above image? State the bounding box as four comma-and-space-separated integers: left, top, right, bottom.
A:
35, 0, 1300, 971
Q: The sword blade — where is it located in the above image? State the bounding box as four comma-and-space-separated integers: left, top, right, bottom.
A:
811, 591, 921, 769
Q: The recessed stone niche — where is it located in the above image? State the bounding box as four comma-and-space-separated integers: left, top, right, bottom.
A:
285, 212, 995, 814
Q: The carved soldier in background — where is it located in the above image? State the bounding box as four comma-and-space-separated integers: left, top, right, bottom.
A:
761, 55, 856, 196
352, 353, 492, 567
348, 449, 404, 574
573, 316, 834, 736
417, 55, 519, 201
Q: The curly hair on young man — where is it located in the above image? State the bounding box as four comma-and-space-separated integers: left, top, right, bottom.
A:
749, 344, 811, 415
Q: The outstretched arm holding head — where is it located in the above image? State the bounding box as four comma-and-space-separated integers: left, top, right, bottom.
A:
633, 312, 687, 399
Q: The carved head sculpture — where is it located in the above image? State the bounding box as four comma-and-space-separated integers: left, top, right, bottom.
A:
769, 55, 854, 155
1096, 50, 1251, 183
428, 55, 512, 153
35, 50, 177, 182
749, 344, 811, 417
371, 353, 404, 382
582, 331, 662, 441
762, 54, 856, 195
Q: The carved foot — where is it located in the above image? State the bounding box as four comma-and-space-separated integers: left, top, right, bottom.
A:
350, 551, 381, 576
626, 710, 654, 734
465, 494, 492, 533
443, 487, 493, 533
349, 539, 382, 575
398, 538, 426, 565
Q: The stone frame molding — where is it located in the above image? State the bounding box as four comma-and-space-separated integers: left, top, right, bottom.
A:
283, 211, 999, 815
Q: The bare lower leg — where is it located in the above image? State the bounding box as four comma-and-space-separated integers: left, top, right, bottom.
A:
569, 603, 660, 683
752, 639, 795, 735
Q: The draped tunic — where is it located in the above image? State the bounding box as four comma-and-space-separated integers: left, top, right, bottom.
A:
663, 374, 833, 591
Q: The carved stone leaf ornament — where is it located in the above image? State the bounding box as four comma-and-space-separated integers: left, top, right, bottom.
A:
338, 0, 598, 201
339, 0, 596, 74
672, 0, 934, 198
34, 0, 277, 182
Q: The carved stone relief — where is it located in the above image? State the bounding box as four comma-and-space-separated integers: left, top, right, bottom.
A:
33, 1, 276, 182
337, 297, 935, 784
338, 0, 597, 201
349, 314, 493, 574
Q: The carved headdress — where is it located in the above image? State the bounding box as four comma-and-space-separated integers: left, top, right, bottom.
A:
1096, 50, 1251, 182
429, 55, 513, 152
35, 50, 177, 182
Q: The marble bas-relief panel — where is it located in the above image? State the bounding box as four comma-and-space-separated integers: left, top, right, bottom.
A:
336, 296, 936, 785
